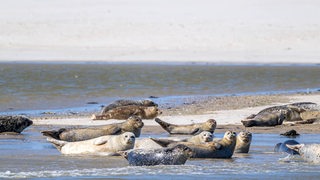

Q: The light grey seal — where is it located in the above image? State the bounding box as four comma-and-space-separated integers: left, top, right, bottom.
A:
155, 118, 217, 135
274, 140, 300, 155
100, 99, 158, 114
120, 144, 193, 166
286, 143, 320, 163
235, 131, 252, 153
47, 132, 135, 156
92, 105, 161, 120
41, 115, 144, 141
0, 116, 33, 134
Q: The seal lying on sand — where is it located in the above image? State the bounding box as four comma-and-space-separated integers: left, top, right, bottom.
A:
235, 131, 252, 153
274, 140, 300, 155
41, 115, 144, 141
155, 118, 216, 135
149, 131, 213, 148
119, 144, 193, 166
47, 132, 135, 155
152, 130, 237, 158
92, 105, 160, 120
286, 143, 320, 163
0, 116, 33, 134
241, 102, 320, 127
100, 99, 158, 114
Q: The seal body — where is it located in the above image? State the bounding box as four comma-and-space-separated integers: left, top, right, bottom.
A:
41, 115, 144, 141
92, 105, 160, 120
120, 144, 193, 166
134, 138, 163, 149
235, 131, 252, 153
100, 99, 158, 114
155, 118, 216, 135
286, 143, 320, 163
47, 132, 135, 155
0, 116, 33, 133
274, 140, 300, 155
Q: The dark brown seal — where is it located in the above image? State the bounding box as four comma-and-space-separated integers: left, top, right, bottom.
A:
100, 99, 158, 114
92, 105, 161, 120
41, 115, 144, 141
154, 118, 216, 135
0, 116, 33, 134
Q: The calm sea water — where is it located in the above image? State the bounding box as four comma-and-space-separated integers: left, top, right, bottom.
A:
0, 62, 319, 114
0, 126, 320, 179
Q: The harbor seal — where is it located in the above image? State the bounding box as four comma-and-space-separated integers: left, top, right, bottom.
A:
235, 131, 252, 153
155, 118, 217, 135
120, 144, 193, 166
0, 116, 33, 134
47, 132, 135, 155
92, 105, 160, 120
280, 129, 300, 137
41, 115, 144, 141
100, 99, 158, 114
286, 143, 320, 163
274, 140, 300, 155
241, 102, 320, 127
149, 131, 213, 147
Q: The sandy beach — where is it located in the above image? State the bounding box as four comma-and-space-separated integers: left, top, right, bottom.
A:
32, 92, 320, 134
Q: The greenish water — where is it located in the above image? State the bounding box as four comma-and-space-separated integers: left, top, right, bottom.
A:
0, 63, 319, 113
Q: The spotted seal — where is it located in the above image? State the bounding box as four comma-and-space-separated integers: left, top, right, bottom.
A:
119, 144, 193, 166
100, 99, 158, 114
47, 132, 135, 155
286, 143, 320, 163
235, 131, 252, 153
92, 105, 160, 120
274, 140, 300, 155
155, 118, 216, 135
0, 116, 33, 134
41, 115, 144, 141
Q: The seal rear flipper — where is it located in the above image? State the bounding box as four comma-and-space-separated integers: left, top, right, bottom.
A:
150, 138, 175, 147
46, 137, 67, 151
41, 128, 66, 140
154, 118, 174, 133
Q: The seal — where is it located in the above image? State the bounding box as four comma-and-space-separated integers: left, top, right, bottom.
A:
154, 118, 217, 135
100, 99, 158, 114
41, 115, 144, 141
119, 144, 193, 166
274, 140, 300, 155
286, 143, 320, 163
149, 131, 213, 147
152, 130, 237, 158
280, 129, 300, 137
46, 132, 135, 155
0, 115, 33, 134
92, 105, 161, 120
235, 131, 252, 153
241, 102, 320, 127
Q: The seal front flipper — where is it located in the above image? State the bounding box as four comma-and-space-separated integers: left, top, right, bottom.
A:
93, 137, 109, 145
154, 118, 174, 133
41, 128, 67, 140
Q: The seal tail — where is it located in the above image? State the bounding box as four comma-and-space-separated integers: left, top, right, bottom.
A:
41, 128, 66, 139
154, 118, 174, 133
46, 137, 67, 151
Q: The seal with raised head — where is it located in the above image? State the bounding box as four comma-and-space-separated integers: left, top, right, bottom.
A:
155, 118, 217, 135
286, 143, 320, 163
274, 140, 300, 155
41, 115, 144, 141
0, 116, 33, 134
235, 131, 252, 153
120, 144, 193, 166
47, 132, 135, 156
100, 99, 158, 114
149, 131, 213, 147
92, 105, 160, 120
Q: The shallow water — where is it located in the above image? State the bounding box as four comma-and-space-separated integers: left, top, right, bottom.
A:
0, 63, 319, 113
1, 126, 320, 179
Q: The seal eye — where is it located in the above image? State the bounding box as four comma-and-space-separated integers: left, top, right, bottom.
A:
125, 135, 128, 138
